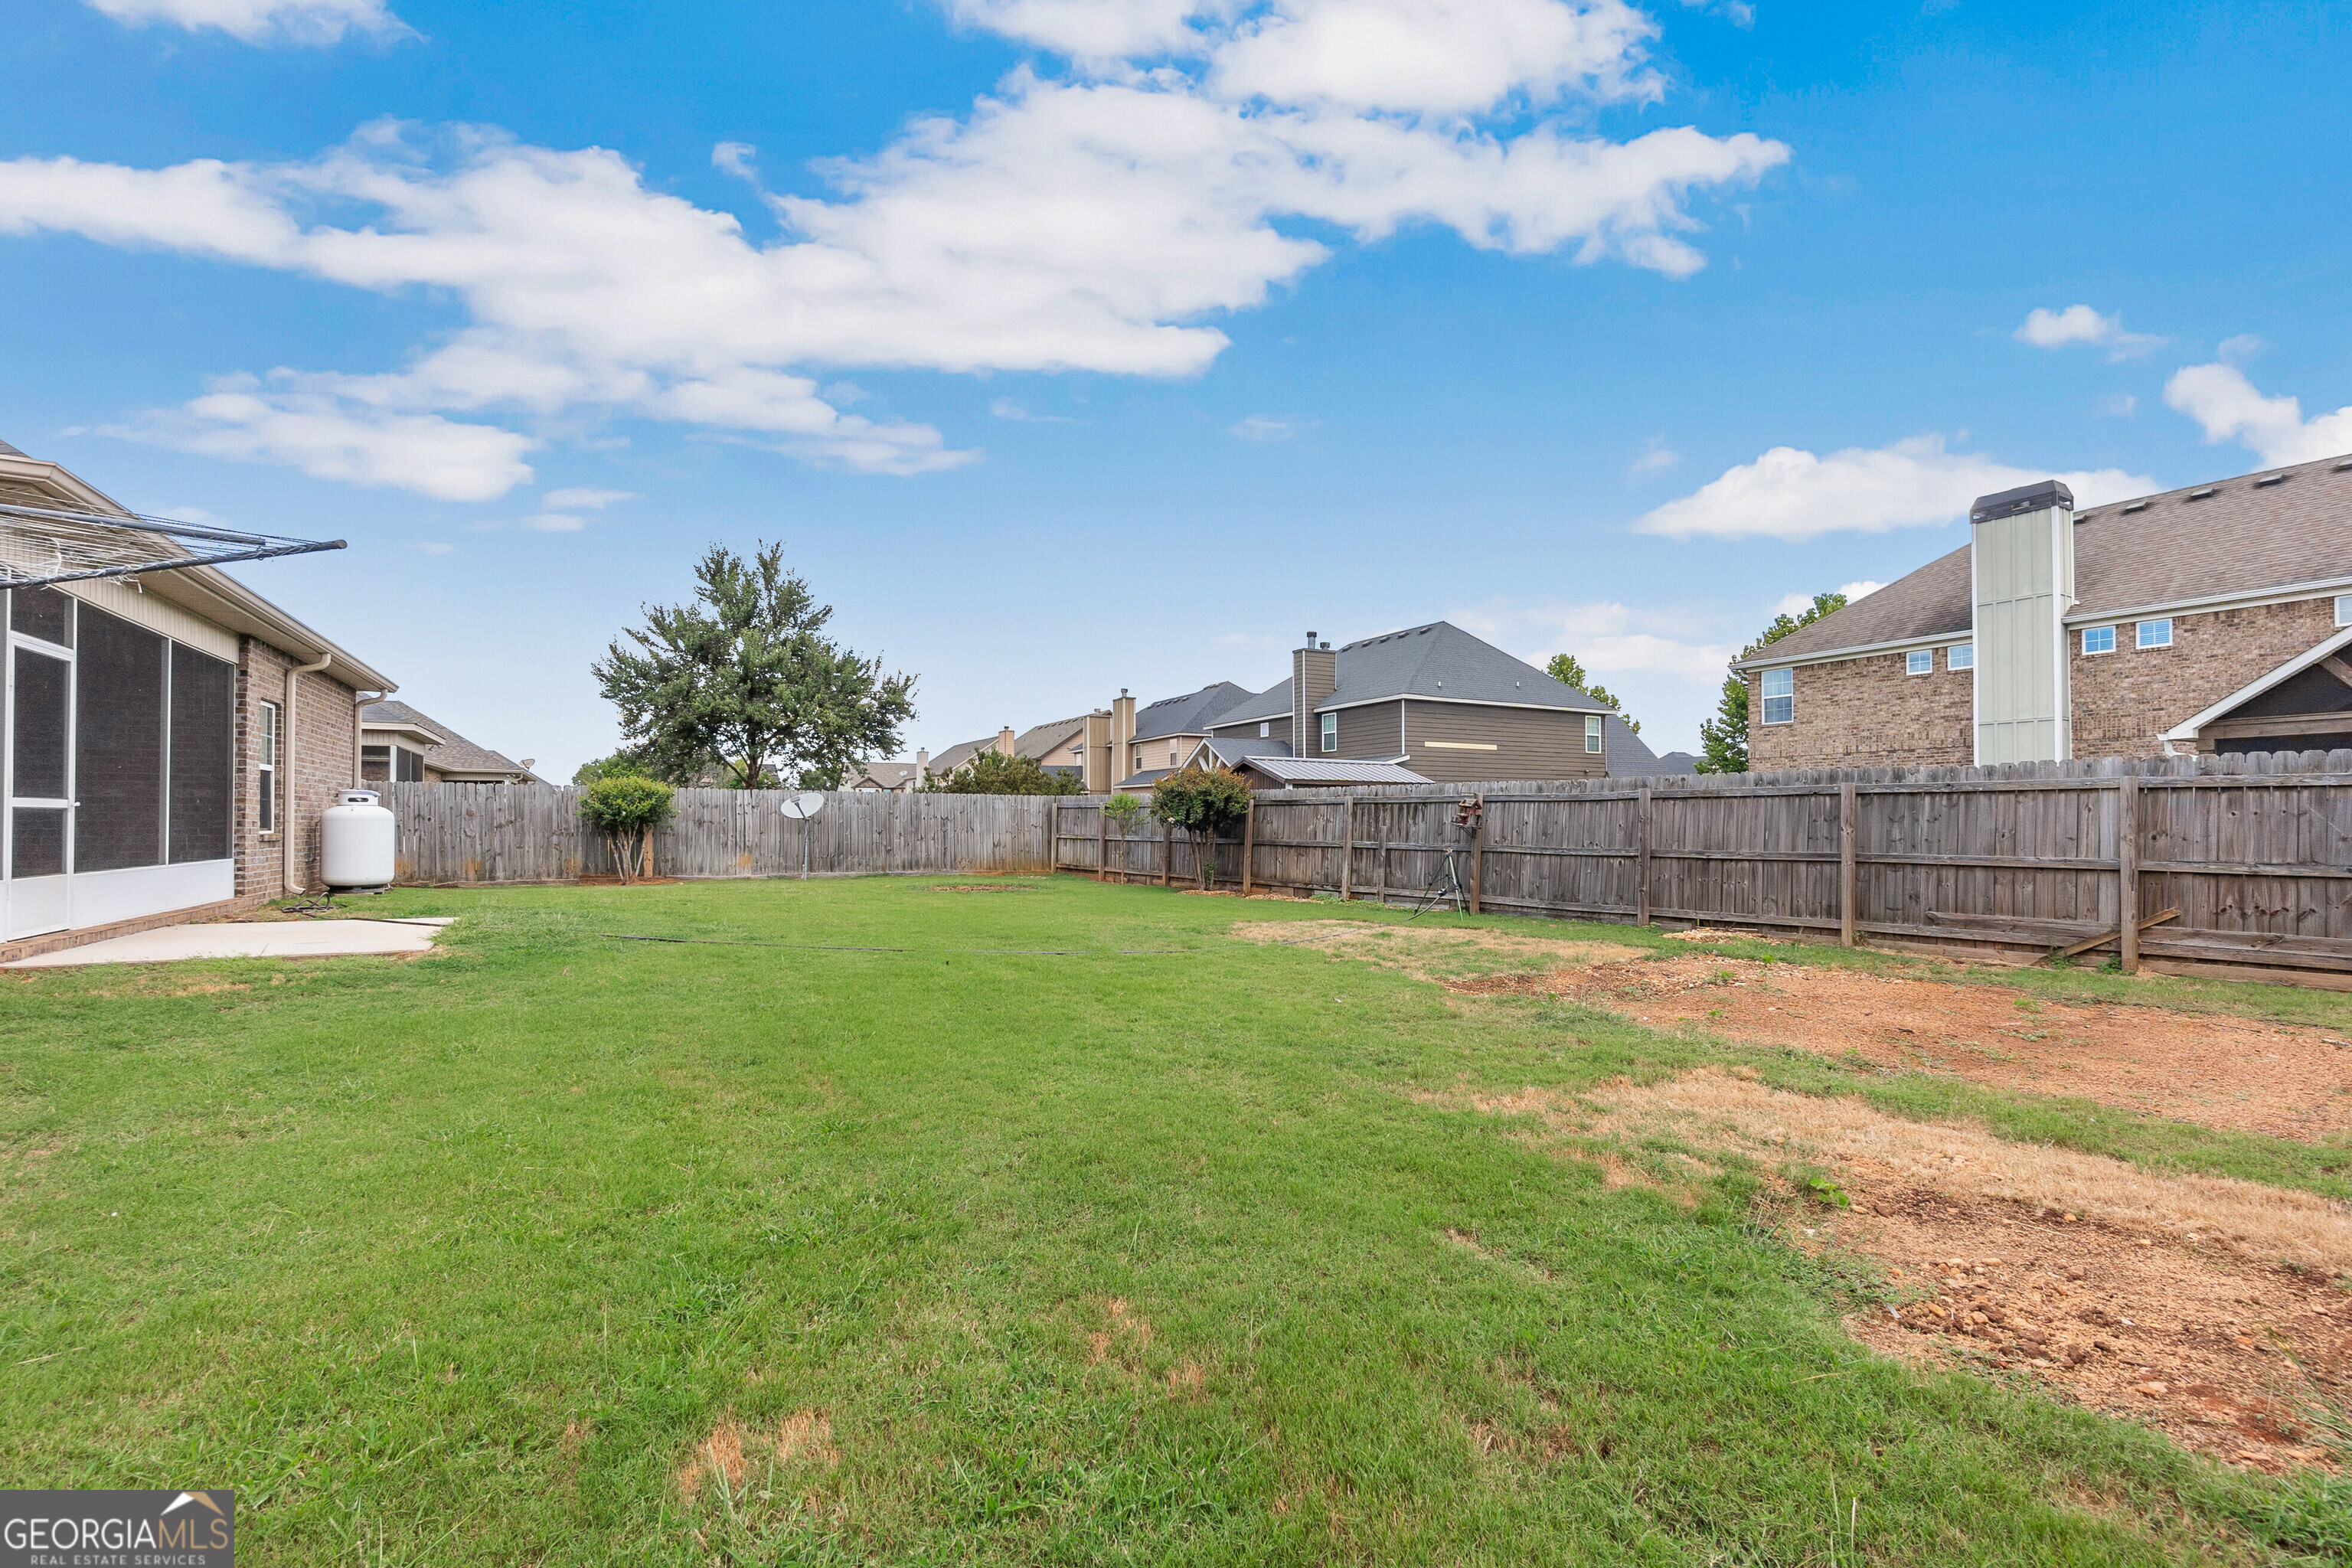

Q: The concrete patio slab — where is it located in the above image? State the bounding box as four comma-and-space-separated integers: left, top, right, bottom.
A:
5, 917, 456, 969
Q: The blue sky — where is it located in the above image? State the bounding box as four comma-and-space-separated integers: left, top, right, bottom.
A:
5, 0, 2350, 776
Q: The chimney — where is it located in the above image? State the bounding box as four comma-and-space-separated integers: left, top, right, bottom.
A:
916, 746, 929, 781
1292, 631, 1338, 756
1969, 479, 2076, 764
1112, 688, 1136, 790
996, 726, 1017, 757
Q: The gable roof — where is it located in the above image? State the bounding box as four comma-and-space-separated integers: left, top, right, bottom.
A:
1213, 677, 1292, 728
1133, 681, 1256, 740
852, 760, 922, 789
361, 699, 538, 780
927, 737, 994, 776
2162, 622, 2352, 742
1014, 715, 1087, 759
1746, 451, 2352, 668
1320, 622, 1606, 712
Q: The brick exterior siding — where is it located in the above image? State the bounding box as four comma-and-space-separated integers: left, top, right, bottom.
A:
234, 639, 361, 899
1748, 593, 2344, 769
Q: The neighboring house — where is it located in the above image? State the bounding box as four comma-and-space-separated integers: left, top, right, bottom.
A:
1014, 715, 1091, 779
1738, 455, 2352, 769
1599, 715, 1697, 776
0, 438, 396, 955
848, 760, 923, 792
1195, 623, 1617, 784
359, 700, 539, 783
926, 697, 1142, 792
1116, 682, 1256, 788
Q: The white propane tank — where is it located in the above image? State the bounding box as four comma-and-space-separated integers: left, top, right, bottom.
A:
322, 789, 397, 890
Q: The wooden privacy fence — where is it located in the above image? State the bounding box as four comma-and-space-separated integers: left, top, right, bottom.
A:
384, 783, 1054, 884
1050, 750, 2352, 987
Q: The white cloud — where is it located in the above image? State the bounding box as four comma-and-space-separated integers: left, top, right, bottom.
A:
521, 512, 583, 532
2217, 332, 2262, 364
0, 4, 1785, 496
103, 371, 533, 501
1628, 435, 1679, 474
83, 0, 407, 44
2014, 304, 2164, 360
1456, 598, 1737, 683
1772, 580, 1880, 618
542, 485, 633, 510
1636, 434, 2153, 542
2164, 362, 2352, 469
1230, 413, 1309, 440
414, 541, 453, 554
1210, 0, 1661, 115
988, 397, 1077, 423
2095, 392, 2136, 416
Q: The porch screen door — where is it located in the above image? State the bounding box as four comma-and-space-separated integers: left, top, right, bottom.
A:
7, 642, 73, 939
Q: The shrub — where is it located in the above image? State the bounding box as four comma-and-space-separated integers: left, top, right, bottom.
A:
579, 774, 677, 882
1149, 769, 1254, 890
924, 750, 1085, 795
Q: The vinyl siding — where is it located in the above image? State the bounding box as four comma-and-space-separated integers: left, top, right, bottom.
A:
1327, 700, 1403, 761
1400, 700, 1606, 782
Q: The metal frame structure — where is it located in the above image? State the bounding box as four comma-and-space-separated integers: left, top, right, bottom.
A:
0, 499, 343, 590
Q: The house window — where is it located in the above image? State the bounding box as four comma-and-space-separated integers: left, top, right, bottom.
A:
1906, 649, 1932, 675
2082, 626, 2116, 655
2137, 618, 2174, 649
257, 700, 279, 832
1948, 644, 1975, 671
1760, 668, 1794, 724
2337, 593, 2350, 627
1259, 721, 1270, 738
1168, 746, 1178, 766
1319, 713, 1337, 753
1585, 714, 1603, 753
361, 743, 390, 782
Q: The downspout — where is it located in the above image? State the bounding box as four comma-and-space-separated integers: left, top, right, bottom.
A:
283, 652, 333, 893
350, 687, 394, 786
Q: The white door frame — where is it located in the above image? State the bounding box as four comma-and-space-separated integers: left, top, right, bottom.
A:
5, 629, 77, 940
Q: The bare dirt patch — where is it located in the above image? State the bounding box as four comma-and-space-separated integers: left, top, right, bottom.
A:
1452, 1068, 2352, 1472
1462, 953, 2352, 1143
928, 884, 1039, 893
675, 1410, 837, 1500
1234, 920, 1647, 981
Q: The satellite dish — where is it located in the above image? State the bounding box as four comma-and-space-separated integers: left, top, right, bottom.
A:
779, 791, 827, 821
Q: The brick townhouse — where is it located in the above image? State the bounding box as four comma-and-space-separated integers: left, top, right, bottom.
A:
1740, 452, 2352, 768
1, 437, 397, 958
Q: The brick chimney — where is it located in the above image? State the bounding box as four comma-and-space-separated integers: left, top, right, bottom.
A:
996, 726, 1017, 756
1968, 479, 2076, 763
1292, 631, 1337, 756
1112, 688, 1136, 789
916, 746, 929, 782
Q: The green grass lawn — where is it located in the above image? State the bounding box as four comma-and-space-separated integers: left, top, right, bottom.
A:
2, 877, 2345, 1564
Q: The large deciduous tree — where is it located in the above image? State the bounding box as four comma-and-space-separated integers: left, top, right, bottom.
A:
594, 542, 916, 791
1696, 591, 1847, 774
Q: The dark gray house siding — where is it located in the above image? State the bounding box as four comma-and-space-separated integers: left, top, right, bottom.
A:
1325, 700, 1405, 761
1400, 701, 1605, 782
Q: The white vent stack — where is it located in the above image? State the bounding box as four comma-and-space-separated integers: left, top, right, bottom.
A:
1968, 479, 2076, 763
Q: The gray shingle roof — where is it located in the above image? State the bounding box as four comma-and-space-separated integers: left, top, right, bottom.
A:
1132, 681, 1256, 740
1202, 736, 1292, 765
1750, 451, 2352, 666
1321, 622, 1605, 712
1213, 678, 1292, 728
361, 699, 538, 780
927, 737, 994, 776
1600, 714, 1659, 776
1014, 716, 1086, 760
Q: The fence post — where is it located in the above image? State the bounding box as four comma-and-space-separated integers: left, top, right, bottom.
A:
1045, 799, 1057, 873
1838, 781, 1857, 947
1242, 802, 1256, 896
2117, 775, 2140, 974
1098, 805, 1108, 884
1636, 787, 1653, 926
1161, 820, 1172, 887
1339, 795, 1355, 903
1468, 802, 1483, 915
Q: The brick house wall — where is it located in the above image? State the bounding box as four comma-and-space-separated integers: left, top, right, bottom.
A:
1748, 647, 1976, 770
1749, 593, 2344, 769
235, 638, 361, 899
2069, 596, 2339, 756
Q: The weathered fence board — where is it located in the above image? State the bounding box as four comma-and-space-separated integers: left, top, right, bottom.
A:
387, 785, 1054, 884
1047, 750, 2352, 985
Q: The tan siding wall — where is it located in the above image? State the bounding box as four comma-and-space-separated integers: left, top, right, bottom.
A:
1749, 595, 2346, 769
1401, 701, 1607, 782
1326, 701, 1403, 761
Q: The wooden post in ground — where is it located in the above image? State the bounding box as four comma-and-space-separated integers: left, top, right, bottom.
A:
1338, 795, 1355, 903
1468, 804, 1483, 914
1161, 820, 1173, 887
2117, 775, 2140, 974
1838, 781, 1857, 947
1097, 804, 1108, 883
1241, 802, 1256, 896
1637, 787, 1654, 926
